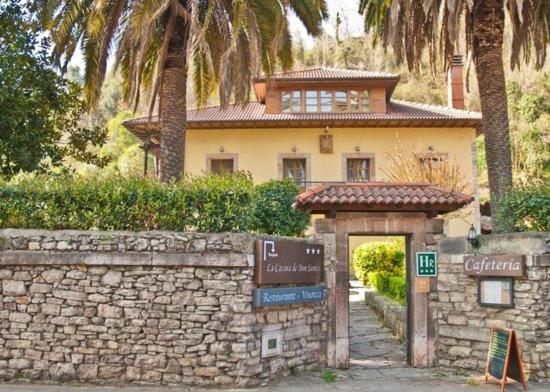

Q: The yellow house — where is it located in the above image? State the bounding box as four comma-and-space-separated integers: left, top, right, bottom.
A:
123, 62, 482, 238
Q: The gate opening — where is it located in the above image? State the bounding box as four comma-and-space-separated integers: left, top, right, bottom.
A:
348, 235, 410, 367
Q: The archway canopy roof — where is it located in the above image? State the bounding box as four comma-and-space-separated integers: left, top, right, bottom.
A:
293, 182, 474, 216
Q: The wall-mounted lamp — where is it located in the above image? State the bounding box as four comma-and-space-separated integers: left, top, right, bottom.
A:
354, 146, 361, 152
467, 224, 479, 248
291, 146, 297, 153
324, 126, 330, 134
219, 146, 225, 153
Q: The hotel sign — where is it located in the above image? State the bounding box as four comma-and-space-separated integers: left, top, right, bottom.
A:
463, 255, 525, 277
254, 239, 324, 285
253, 286, 325, 307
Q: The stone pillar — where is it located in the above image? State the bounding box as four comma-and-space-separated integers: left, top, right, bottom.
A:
313, 218, 337, 367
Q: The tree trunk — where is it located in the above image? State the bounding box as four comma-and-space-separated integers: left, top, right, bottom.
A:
472, 0, 513, 232
159, 14, 190, 182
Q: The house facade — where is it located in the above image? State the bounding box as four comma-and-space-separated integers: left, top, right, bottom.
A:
123, 61, 482, 236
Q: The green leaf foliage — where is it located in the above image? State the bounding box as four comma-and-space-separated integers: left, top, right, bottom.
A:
498, 184, 550, 232
0, 1, 108, 179
0, 174, 310, 235
353, 241, 405, 286
251, 180, 310, 237
367, 272, 406, 305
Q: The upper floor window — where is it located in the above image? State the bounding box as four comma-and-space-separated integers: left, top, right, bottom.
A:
282, 91, 301, 113
416, 153, 448, 169
305, 91, 318, 112
283, 158, 307, 191
210, 159, 234, 175
347, 158, 370, 182
320, 91, 332, 112
350, 90, 369, 112
334, 91, 348, 112
281, 89, 369, 113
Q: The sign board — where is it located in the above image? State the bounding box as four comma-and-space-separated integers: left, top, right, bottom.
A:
463, 255, 525, 277
254, 239, 324, 285
484, 327, 527, 391
478, 277, 514, 308
253, 285, 325, 307
416, 252, 437, 277
415, 277, 431, 293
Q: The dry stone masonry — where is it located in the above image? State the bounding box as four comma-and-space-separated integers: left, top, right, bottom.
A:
0, 230, 327, 386
433, 233, 549, 381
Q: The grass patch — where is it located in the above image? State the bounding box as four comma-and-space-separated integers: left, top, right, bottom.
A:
321, 370, 338, 383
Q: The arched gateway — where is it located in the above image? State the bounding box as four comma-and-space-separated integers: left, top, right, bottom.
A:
294, 182, 474, 368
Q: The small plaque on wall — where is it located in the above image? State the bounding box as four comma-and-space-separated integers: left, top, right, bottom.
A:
415, 277, 431, 293
478, 277, 514, 308
319, 134, 333, 153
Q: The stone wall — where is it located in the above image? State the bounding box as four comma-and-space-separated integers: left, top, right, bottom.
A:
0, 229, 327, 386
433, 232, 549, 381
364, 289, 406, 342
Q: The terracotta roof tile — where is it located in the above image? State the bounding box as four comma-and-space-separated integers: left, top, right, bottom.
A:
123, 100, 481, 133
254, 67, 399, 81
293, 183, 474, 215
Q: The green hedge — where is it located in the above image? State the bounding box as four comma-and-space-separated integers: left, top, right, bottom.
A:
368, 272, 406, 305
0, 173, 310, 236
352, 241, 405, 286
498, 184, 550, 232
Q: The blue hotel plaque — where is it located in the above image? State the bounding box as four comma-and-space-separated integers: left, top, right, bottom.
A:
253, 285, 325, 307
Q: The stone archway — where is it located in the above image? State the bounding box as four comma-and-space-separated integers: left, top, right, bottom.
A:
294, 183, 474, 368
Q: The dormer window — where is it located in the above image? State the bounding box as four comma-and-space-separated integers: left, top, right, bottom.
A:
282, 91, 301, 113
305, 91, 318, 112
320, 91, 332, 112
350, 90, 369, 112
281, 89, 370, 113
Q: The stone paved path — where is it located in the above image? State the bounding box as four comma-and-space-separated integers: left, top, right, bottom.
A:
349, 281, 407, 369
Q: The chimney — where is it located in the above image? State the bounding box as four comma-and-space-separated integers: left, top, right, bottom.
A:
447, 55, 465, 110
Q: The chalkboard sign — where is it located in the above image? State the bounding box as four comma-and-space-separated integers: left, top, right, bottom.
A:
484, 327, 527, 392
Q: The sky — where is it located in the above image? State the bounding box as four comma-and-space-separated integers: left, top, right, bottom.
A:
69, 0, 365, 70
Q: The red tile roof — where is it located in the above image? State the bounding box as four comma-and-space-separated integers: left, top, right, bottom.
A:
123, 100, 481, 135
254, 67, 399, 81
293, 183, 474, 215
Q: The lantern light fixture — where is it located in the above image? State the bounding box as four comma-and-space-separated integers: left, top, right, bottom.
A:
467, 224, 479, 248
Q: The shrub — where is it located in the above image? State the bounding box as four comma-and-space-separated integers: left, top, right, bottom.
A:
251, 180, 310, 237
498, 184, 550, 232
387, 276, 406, 304
0, 173, 310, 235
382, 147, 468, 192
367, 272, 406, 305
353, 241, 405, 286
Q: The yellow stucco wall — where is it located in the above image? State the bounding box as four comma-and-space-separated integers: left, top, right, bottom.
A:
185, 127, 477, 236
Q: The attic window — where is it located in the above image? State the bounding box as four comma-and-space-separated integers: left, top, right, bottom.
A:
282, 91, 301, 113
334, 91, 347, 112
320, 91, 332, 112
305, 91, 318, 112
280, 89, 370, 113
350, 90, 369, 112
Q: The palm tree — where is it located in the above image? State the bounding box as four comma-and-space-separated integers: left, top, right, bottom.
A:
41, 0, 328, 181
358, 0, 550, 232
